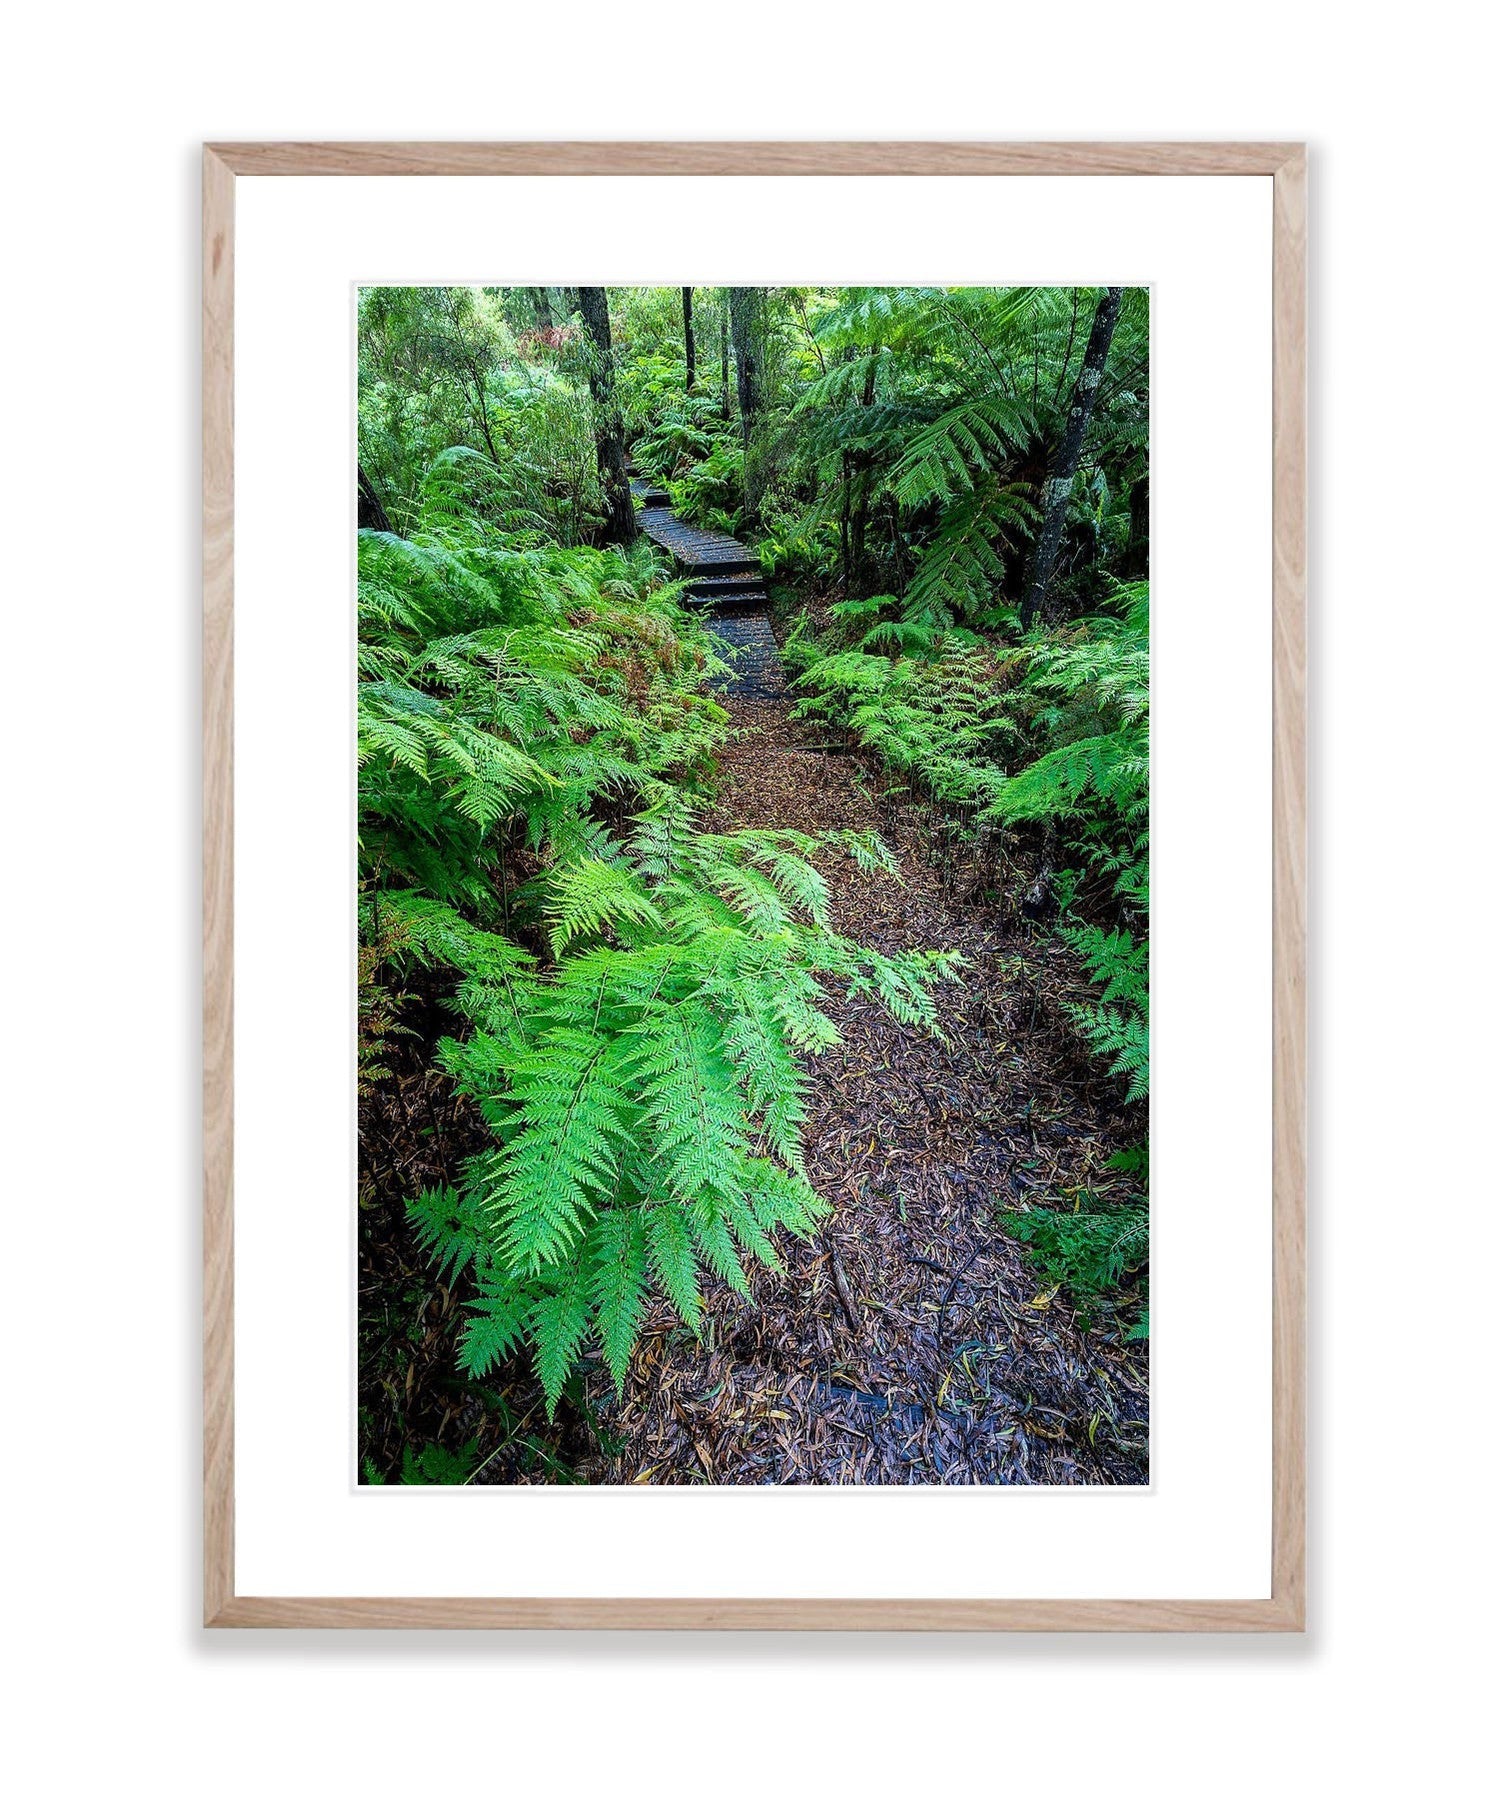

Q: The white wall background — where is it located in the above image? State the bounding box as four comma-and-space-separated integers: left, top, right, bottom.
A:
5, 4, 1492, 1793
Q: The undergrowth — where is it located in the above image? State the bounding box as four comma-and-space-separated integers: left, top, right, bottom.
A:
789, 581, 1150, 1327
359, 455, 956, 1422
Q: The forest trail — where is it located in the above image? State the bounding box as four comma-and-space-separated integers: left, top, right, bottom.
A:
359, 286, 1153, 1493
361, 493, 1149, 1485
629, 471, 785, 698
567, 679, 1150, 1485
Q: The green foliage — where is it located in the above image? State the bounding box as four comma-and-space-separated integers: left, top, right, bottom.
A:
1002, 1194, 1148, 1323
792, 580, 1148, 1110
632, 393, 735, 483
778, 285, 1147, 617
1059, 923, 1149, 1103
358, 425, 955, 1418
359, 284, 1151, 1434
988, 581, 1150, 1097
363, 1440, 482, 1485
1000, 1148, 1149, 1332
668, 439, 745, 529
794, 617, 1019, 811
397, 807, 957, 1418
359, 288, 605, 541
357, 504, 723, 920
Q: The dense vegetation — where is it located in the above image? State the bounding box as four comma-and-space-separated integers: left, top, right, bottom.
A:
358, 284, 1150, 1482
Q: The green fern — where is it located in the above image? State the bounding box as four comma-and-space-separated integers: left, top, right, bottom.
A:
404, 811, 947, 1417
362, 498, 957, 1417
363, 1440, 482, 1485
1000, 1146, 1149, 1330
361, 288, 1153, 1444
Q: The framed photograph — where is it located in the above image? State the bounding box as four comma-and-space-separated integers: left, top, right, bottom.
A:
204, 141, 1305, 1629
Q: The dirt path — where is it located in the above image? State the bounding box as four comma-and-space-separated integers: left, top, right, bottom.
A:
567, 694, 1149, 1485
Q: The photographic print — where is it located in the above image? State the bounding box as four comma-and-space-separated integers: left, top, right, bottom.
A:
356, 283, 1150, 1488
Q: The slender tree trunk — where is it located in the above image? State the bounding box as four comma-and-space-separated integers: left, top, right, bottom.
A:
848, 352, 879, 593
358, 464, 392, 533
578, 286, 637, 546
438, 289, 503, 464
682, 287, 696, 390
839, 451, 852, 594
729, 286, 763, 524
1021, 285, 1124, 629
1123, 473, 1150, 577
719, 302, 731, 420
531, 287, 554, 332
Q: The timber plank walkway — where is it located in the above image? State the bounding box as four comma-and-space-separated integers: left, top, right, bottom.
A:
628, 461, 785, 699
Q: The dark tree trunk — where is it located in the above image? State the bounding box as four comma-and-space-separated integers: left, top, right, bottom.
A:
578, 286, 637, 547
729, 286, 763, 523
719, 301, 731, 420
1123, 474, 1150, 577
531, 287, 554, 332
1021, 285, 1124, 629
682, 287, 696, 390
358, 464, 392, 533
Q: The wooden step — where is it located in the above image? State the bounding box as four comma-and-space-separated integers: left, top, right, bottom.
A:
704, 609, 785, 697
638, 515, 758, 577
685, 573, 768, 607
684, 588, 768, 609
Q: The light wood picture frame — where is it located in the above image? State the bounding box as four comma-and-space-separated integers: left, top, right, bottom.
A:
203, 140, 1306, 1631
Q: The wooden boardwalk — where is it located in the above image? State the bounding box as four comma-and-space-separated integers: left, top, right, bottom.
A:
628, 466, 785, 699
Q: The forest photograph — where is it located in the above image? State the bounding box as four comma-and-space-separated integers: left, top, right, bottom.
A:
357, 282, 1150, 1486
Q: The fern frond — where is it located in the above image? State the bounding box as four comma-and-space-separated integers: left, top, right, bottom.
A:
530, 1265, 593, 1419
582, 1211, 646, 1396
457, 1274, 531, 1378
406, 1185, 489, 1286
645, 1203, 703, 1332
487, 1028, 637, 1273
547, 859, 664, 955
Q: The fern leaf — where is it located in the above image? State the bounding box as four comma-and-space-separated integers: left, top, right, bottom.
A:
530, 1266, 593, 1419
458, 1277, 530, 1378
645, 1203, 703, 1332
588, 1209, 649, 1396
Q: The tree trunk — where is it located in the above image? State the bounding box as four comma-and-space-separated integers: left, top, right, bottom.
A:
1123, 474, 1150, 577
1021, 285, 1123, 629
848, 352, 879, 593
839, 450, 852, 594
530, 287, 554, 332
719, 301, 731, 420
682, 287, 696, 390
729, 286, 763, 524
437, 289, 502, 465
358, 464, 392, 533
578, 286, 637, 547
